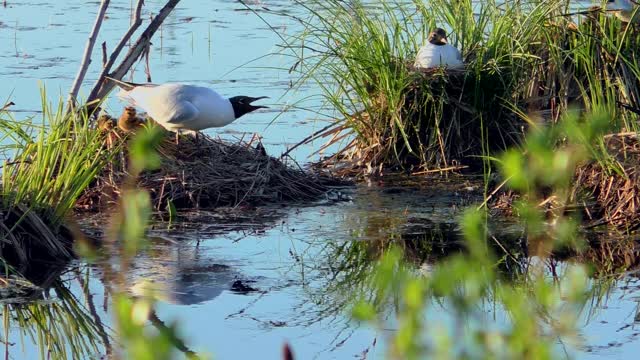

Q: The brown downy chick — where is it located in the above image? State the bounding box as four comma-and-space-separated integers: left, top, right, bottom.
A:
118, 106, 144, 133
97, 114, 116, 132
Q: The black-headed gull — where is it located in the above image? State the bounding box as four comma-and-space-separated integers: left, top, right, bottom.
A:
414, 28, 463, 69
108, 77, 268, 140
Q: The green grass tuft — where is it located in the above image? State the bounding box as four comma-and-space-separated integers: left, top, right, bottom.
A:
283, 0, 640, 176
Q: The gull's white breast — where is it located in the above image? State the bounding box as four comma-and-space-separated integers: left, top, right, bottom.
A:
414, 43, 463, 69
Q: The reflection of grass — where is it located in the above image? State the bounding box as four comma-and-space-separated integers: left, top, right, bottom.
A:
0, 267, 111, 360
299, 213, 638, 355
304, 208, 525, 322
343, 109, 634, 358
300, 109, 640, 356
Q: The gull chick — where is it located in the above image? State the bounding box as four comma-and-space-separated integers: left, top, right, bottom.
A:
118, 106, 144, 133
97, 113, 116, 132
107, 77, 268, 141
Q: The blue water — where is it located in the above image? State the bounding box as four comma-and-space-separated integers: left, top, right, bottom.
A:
1, 1, 639, 359
0, 0, 329, 161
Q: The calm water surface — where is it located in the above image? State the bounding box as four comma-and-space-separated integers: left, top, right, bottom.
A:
1, 1, 639, 359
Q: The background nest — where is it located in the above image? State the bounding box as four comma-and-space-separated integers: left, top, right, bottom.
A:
77, 131, 333, 211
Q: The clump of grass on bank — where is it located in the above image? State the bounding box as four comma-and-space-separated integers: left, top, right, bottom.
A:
0, 92, 117, 263
0, 120, 204, 360
283, 0, 640, 176
78, 127, 333, 211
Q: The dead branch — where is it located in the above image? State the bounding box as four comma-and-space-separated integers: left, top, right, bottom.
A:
86, 0, 181, 110
67, 0, 111, 109
87, 0, 145, 105
101, 41, 107, 67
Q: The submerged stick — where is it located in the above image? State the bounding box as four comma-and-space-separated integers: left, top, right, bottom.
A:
67, 0, 111, 109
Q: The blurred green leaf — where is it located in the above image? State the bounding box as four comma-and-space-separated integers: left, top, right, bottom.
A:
129, 126, 164, 175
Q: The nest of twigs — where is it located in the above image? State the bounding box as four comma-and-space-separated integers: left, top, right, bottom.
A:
77, 131, 333, 211
575, 133, 640, 231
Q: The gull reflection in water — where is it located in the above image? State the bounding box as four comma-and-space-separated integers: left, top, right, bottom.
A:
129, 236, 240, 305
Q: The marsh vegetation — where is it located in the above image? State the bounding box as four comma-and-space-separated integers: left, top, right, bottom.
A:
284, 0, 640, 176
1, 0, 640, 359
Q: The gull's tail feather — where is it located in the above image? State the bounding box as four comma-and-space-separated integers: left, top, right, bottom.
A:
117, 89, 137, 105
105, 77, 157, 91
105, 76, 139, 91
105, 77, 158, 104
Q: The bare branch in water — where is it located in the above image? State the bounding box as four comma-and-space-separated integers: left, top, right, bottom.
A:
87, 0, 146, 105
66, 0, 111, 110
101, 41, 107, 68
87, 0, 181, 110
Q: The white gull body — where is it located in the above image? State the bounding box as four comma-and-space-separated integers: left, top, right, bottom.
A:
414, 43, 463, 69
119, 83, 236, 132
606, 0, 639, 23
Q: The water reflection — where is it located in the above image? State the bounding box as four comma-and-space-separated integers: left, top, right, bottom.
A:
1, 0, 640, 358
128, 236, 240, 305
0, 261, 111, 360
1, 181, 640, 358
192, 176, 626, 356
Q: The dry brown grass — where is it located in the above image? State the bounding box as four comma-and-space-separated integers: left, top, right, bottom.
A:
0, 204, 75, 267
576, 133, 640, 230
77, 129, 333, 211
490, 132, 640, 232
581, 232, 640, 275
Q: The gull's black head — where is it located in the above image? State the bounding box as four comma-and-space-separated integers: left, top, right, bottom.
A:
428, 28, 448, 45
1, 101, 15, 111
229, 96, 269, 119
